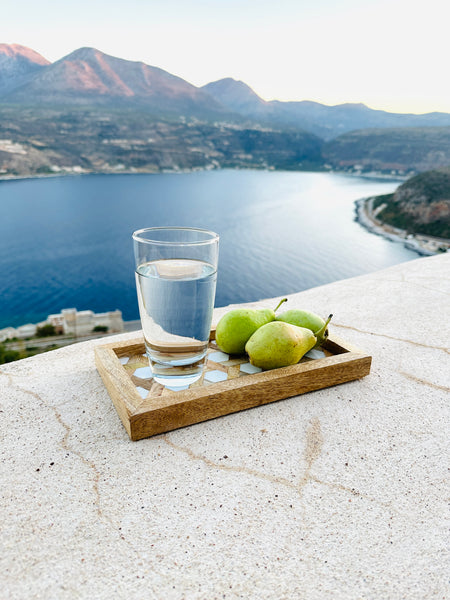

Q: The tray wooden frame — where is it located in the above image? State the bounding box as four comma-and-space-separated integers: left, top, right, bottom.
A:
95, 331, 371, 441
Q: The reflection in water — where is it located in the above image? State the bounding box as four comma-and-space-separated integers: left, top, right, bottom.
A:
0, 170, 420, 328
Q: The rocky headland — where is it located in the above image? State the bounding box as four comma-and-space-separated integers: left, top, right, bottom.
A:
355, 168, 450, 255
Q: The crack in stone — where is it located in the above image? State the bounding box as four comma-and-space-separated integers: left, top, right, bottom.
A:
163, 434, 297, 491
399, 371, 450, 392
308, 475, 392, 508
1, 373, 197, 579
371, 275, 450, 296
295, 419, 393, 506
333, 322, 450, 353
0, 369, 15, 387
2, 372, 105, 520
406, 283, 450, 297
1, 374, 154, 564
163, 426, 392, 509
297, 417, 323, 494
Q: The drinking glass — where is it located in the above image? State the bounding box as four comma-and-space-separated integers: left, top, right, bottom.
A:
132, 227, 219, 388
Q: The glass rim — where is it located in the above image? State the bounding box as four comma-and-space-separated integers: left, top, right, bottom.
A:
132, 226, 219, 246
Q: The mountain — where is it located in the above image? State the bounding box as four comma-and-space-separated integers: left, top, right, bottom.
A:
3, 46, 450, 139
323, 127, 450, 173
203, 78, 450, 140
372, 168, 450, 238
0, 43, 49, 95
4, 47, 229, 118
202, 78, 267, 114
2, 44, 450, 178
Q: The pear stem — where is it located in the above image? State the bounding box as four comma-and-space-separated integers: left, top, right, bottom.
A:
320, 313, 333, 335
314, 313, 333, 347
274, 298, 288, 313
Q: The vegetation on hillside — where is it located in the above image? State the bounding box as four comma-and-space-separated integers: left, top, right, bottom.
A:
0, 341, 60, 364
395, 167, 450, 200
36, 323, 57, 337
3, 103, 450, 177
323, 127, 450, 173
373, 168, 450, 238
0, 106, 324, 176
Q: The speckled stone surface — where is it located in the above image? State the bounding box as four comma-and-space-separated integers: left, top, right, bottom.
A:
1, 253, 449, 600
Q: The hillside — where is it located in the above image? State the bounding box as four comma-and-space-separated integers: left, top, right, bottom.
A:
372, 168, 450, 238
323, 127, 450, 173
2, 45, 450, 137
3, 47, 230, 119
0, 43, 49, 95
203, 78, 450, 140
2, 45, 450, 177
3, 104, 450, 178
0, 106, 323, 176
202, 78, 266, 114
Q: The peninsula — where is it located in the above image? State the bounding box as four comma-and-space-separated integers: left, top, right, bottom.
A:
355, 168, 450, 254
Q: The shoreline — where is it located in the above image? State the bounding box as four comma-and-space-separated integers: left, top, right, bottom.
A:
354, 197, 450, 256
0, 167, 405, 185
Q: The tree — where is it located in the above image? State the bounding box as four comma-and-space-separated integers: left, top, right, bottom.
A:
92, 325, 108, 333
36, 324, 56, 337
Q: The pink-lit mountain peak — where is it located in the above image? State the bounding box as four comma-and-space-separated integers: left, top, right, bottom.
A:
3, 46, 227, 116
31, 46, 207, 98
0, 43, 50, 65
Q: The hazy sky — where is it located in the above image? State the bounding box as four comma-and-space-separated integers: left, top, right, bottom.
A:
3, 0, 449, 114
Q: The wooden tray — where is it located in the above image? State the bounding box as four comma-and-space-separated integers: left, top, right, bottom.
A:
95, 331, 371, 441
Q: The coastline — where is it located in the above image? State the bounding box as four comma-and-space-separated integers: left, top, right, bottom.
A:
0, 166, 405, 185
354, 197, 450, 256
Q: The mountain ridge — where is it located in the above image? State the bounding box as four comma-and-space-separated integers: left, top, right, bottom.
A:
0, 43, 50, 96
202, 78, 267, 113
2, 45, 229, 118
1, 44, 450, 180
2, 44, 450, 138
205, 78, 450, 139
0, 43, 49, 64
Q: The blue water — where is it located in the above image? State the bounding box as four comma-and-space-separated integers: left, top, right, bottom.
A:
0, 170, 421, 329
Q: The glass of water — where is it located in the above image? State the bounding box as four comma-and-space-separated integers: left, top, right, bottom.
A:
132, 227, 219, 388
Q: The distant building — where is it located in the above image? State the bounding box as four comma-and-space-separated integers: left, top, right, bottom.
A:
48, 308, 124, 336
0, 327, 17, 343
1, 308, 124, 342
47, 313, 65, 334
16, 324, 38, 339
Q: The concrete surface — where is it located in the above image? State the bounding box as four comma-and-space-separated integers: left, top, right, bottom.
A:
1, 253, 449, 600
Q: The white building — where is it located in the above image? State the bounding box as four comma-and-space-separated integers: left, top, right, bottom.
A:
16, 324, 38, 339
0, 327, 18, 343
1, 308, 124, 341
48, 308, 124, 336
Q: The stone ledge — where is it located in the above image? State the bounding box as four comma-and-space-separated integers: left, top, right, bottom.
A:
0, 253, 448, 599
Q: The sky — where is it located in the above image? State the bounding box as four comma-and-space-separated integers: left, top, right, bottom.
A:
2, 0, 449, 114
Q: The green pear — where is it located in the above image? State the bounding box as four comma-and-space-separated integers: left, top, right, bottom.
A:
245, 321, 316, 370
215, 298, 287, 355
276, 310, 332, 348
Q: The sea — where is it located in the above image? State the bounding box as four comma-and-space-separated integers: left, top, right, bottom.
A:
0, 169, 421, 329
